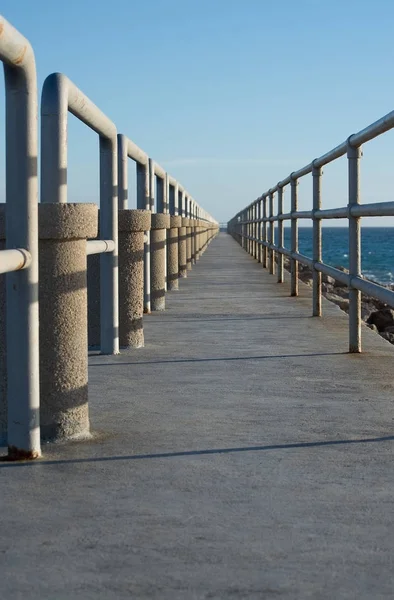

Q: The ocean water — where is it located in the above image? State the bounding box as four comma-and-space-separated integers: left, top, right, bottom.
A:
279, 227, 394, 285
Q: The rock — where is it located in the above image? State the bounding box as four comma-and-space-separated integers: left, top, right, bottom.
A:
322, 274, 335, 285
366, 308, 394, 332
380, 331, 394, 344
322, 282, 334, 293
383, 325, 394, 334
332, 287, 349, 299
367, 323, 378, 332
324, 293, 350, 312
362, 305, 373, 322
299, 272, 312, 286
333, 266, 349, 288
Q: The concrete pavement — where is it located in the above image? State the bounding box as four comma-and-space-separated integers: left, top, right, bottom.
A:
1, 233, 394, 599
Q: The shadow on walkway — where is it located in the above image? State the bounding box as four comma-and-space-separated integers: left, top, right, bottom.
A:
2, 435, 393, 468
89, 351, 347, 367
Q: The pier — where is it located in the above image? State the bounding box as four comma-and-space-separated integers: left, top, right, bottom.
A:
2, 13, 394, 599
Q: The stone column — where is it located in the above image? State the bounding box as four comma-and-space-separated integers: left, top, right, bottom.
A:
39, 203, 98, 442
119, 209, 151, 348
191, 219, 197, 265
186, 218, 192, 271
179, 218, 188, 279
150, 213, 170, 311
201, 224, 207, 255
167, 215, 182, 291
195, 220, 201, 262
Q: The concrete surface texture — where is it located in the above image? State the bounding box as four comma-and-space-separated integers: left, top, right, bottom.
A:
118, 210, 151, 349
179, 218, 188, 278
186, 221, 192, 270
2, 232, 394, 599
195, 221, 202, 261
191, 222, 196, 264
150, 213, 170, 311
38, 203, 98, 441
167, 215, 182, 291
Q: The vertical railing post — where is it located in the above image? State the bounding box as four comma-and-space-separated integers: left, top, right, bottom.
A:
99, 137, 119, 354
257, 198, 262, 263
255, 202, 258, 260
347, 140, 362, 353
262, 197, 267, 268
250, 202, 256, 258
246, 209, 249, 252
243, 210, 247, 250
312, 162, 322, 316
290, 175, 299, 297
137, 159, 151, 314
277, 185, 284, 283
269, 191, 275, 275
1, 18, 41, 458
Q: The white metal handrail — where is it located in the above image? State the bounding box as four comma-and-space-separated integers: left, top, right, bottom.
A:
0, 16, 41, 459
41, 73, 119, 355
228, 108, 394, 354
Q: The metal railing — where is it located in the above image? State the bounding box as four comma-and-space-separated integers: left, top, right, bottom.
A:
41, 72, 119, 355
0, 14, 218, 458
0, 16, 40, 458
228, 109, 394, 353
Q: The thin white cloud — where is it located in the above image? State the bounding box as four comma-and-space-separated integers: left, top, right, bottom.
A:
160, 157, 306, 168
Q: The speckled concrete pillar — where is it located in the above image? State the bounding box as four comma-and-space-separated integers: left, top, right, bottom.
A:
201, 225, 207, 255
179, 218, 188, 278
150, 213, 170, 311
167, 216, 182, 291
195, 220, 201, 262
191, 220, 197, 265
119, 209, 151, 348
0, 206, 6, 445
39, 203, 98, 442
186, 219, 192, 271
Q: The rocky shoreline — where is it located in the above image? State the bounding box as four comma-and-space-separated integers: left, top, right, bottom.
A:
282, 258, 394, 345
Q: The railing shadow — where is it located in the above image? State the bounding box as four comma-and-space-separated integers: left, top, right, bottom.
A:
88, 351, 346, 367
1, 435, 393, 468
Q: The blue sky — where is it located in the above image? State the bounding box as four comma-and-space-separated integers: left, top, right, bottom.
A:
1, 0, 394, 225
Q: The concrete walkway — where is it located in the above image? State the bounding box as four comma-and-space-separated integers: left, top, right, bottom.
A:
2, 233, 394, 599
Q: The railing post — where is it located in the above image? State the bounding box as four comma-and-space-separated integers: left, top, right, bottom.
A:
1, 17, 41, 459
277, 186, 284, 283
262, 197, 268, 268
312, 163, 322, 316
257, 198, 262, 263
290, 175, 299, 296
99, 137, 119, 355
269, 191, 275, 275
246, 207, 250, 254
137, 160, 151, 315
250, 202, 256, 258
347, 140, 362, 353
253, 200, 260, 260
